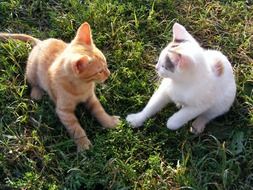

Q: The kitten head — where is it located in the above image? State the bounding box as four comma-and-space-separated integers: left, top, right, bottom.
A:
67, 22, 110, 83
156, 23, 205, 79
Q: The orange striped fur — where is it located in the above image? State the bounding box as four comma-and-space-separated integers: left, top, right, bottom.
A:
0, 22, 120, 151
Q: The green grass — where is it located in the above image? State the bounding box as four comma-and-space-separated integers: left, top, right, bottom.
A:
0, 0, 252, 189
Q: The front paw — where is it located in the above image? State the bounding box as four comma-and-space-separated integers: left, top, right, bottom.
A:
103, 115, 121, 129
126, 113, 144, 128
166, 119, 181, 130
76, 137, 92, 152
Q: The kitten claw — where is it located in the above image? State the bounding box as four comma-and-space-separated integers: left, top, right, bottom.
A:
126, 113, 144, 128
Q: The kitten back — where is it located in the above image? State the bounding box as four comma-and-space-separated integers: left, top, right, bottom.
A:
0, 33, 40, 46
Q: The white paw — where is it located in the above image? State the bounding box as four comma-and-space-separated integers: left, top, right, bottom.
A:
126, 113, 145, 128
166, 119, 181, 130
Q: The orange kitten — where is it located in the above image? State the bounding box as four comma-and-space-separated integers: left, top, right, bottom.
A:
0, 22, 120, 151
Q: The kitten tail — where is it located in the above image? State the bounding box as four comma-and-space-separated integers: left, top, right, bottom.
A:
0, 33, 41, 46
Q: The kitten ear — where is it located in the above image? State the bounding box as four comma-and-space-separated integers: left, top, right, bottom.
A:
172, 23, 197, 44
178, 54, 192, 69
73, 56, 91, 74
169, 50, 193, 69
74, 22, 93, 45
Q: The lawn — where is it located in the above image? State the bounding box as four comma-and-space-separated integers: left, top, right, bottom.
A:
0, 0, 252, 189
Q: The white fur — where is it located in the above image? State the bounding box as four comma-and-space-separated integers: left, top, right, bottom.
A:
126, 23, 236, 134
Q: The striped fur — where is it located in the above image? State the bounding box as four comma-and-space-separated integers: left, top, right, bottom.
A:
0, 22, 120, 151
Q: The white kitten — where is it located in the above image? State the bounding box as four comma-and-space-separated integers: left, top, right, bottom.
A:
126, 23, 236, 134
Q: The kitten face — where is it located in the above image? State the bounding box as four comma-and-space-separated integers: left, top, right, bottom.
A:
72, 49, 110, 83
69, 23, 110, 83
156, 23, 204, 79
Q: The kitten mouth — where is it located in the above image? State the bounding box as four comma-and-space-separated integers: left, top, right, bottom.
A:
157, 71, 168, 78
97, 77, 108, 83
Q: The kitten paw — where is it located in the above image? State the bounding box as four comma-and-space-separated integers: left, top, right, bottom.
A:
31, 87, 43, 100
126, 113, 144, 128
103, 115, 121, 129
166, 119, 181, 130
76, 137, 92, 152
190, 119, 205, 134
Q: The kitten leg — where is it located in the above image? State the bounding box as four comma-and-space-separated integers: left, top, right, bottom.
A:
26, 59, 43, 100
126, 82, 171, 128
190, 106, 227, 134
26, 62, 44, 100
56, 105, 92, 151
167, 106, 206, 130
30, 86, 44, 100
85, 94, 120, 128
190, 116, 207, 134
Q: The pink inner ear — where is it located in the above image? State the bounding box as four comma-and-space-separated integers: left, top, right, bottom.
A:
75, 22, 93, 45
74, 56, 89, 74
178, 57, 188, 69
178, 54, 192, 69
169, 51, 181, 66
170, 51, 190, 69
173, 23, 188, 41
172, 22, 199, 45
